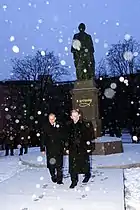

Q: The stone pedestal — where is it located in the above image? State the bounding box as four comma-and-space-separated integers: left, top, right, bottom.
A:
71, 80, 101, 137
92, 137, 123, 155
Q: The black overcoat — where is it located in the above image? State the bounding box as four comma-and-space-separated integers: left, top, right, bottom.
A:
41, 122, 65, 168
67, 120, 95, 174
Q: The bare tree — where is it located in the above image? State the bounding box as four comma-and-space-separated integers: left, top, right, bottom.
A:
106, 37, 140, 76
10, 50, 69, 130
96, 58, 108, 78
97, 37, 140, 77
11, 50, 69, 81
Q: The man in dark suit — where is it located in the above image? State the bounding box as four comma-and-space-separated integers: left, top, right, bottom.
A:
41, 113, 65, 184
3, 128, 16, 156
18, 125, 29, 156
67, 109, 95, 188
71, 23, 95, 80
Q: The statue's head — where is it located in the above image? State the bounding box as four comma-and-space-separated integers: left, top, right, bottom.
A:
78, 23, 86, 32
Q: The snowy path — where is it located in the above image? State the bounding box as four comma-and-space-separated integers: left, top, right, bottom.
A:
124, 168, 140, 209
0, 154, 26, 183
20, 144, 140, 169
0, 167, 124, 210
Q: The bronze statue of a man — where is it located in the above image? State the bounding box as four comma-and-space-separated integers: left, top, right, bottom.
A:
71, 23, 95, 81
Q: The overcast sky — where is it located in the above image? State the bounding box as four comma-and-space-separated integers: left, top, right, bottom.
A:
0, 0, 140, 81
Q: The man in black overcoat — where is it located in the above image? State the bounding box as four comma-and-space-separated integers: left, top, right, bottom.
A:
41, 113, 65, 184
3, 128, 16, 156
18, 125, 29, 155
67, 109, 95, 188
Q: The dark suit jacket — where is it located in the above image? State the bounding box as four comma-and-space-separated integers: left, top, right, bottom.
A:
41, 122, 65, 156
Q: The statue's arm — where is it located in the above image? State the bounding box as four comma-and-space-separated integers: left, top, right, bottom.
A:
71, 35, 77, 53
89, 35, 95, 53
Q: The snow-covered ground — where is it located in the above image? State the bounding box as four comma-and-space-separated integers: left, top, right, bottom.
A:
0, 166, 124, 210
1, 142, 140, 210
0, 147, 124, 210
124, 168, 140, 210
0, 151, 26, 183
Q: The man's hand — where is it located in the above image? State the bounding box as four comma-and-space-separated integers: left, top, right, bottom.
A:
41, 151, 45, 155
66, 150, 69, 154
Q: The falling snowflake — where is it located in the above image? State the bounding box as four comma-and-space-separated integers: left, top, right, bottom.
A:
49, 158, 56, 165
123, 51, 133, 61
119, 76, 124, 82
17, 144, 21, 149
9, 36, 15, 42
87, 150, 91, 153
61, 60, 66, 65
41, 51, 45, 56
132, 136, 138, 141
15, 119, 20, 123
133, 52, 138, 57
36, 184, 40, 188
37, 156, 43, 162
38, 19, 43, 24
37, 111, 42, 115
10, 136, 13, 140
84, 49, 88, 53
30, 116, 34, 120
20, 126, 24, 130
95, 38, 99, 43
3, 5, 7, 11
104, 43, 108, 48
64, 47, 68, 51
72, 39, 81, 50
110, 83, 117, 89
104, 88, 116, 99
124, 79, 128, 84
12, 45, 19, 53
5, 114, 11, 120
59, 38, 63, 43
124, 34, 131, 41
40, 176, 44, 181
66, 150, 69, 154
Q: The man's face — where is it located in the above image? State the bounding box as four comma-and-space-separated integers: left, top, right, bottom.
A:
49, 115, 56, 125
71, 111, 80, 123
